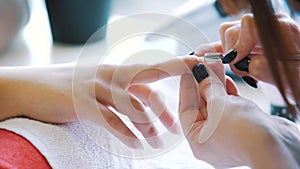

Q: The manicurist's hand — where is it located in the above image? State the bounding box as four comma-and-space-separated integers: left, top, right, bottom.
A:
219, 13, 300, 84
178, 60, 300, 168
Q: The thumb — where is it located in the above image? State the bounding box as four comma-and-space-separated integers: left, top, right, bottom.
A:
178, 73, 203, 136
192, 63, 228, 144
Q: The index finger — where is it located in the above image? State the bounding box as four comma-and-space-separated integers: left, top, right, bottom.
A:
232, 14, 260, 63
130, 56, 201, 84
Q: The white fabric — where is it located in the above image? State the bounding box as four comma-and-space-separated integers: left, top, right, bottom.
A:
0, 118, 136, 169
0, 118, 215, 169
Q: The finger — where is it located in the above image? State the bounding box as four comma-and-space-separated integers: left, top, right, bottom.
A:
225, 76, 239, 96
131, 121, 164, 149
232, 14, 259, 64
194, 42, 224, 57
205, 61, 226, 86
97, 103, 143, 149
229, 53, 272, 81
248, 54, 273, 83
219, 21, 240, 52
178, 73, 203, 135
197, 63, 226, 110
223, 24, 241, 53
128, 84, 180, 134
130, 56, 201, 84
219, 21, 240, 53
95, 82, 146, 119
110, 89, 150, 123
105, 89, 164, 149
192, 63, 228, 143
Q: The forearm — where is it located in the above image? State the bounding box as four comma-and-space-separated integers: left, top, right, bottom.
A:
0, 66, 76, 123
0, 66, 33, 120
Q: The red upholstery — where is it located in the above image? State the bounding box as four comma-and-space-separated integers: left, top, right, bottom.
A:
0, 129, 51, 169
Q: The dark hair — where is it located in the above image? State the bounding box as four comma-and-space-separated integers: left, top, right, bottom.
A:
248, 0, 300, 118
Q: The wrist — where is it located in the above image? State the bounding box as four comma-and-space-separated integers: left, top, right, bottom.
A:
243, 120, 299, 169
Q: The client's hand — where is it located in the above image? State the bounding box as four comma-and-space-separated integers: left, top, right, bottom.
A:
178, 61, 300, 168
0, 62, 188, 149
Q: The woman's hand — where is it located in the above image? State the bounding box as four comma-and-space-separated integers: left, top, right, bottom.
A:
0, 58, 201, 149
178, 59, 300, 168
219, 13, 300, 84
0, 63, 182, 149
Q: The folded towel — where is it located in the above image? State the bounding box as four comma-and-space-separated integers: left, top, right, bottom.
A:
0, 118, 136, 169
0, 117, 219, 169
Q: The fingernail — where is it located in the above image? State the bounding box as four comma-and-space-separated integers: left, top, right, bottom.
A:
234, 57, 250, 72
189, 51, 195, 55
192, 63, 209, 83
241, 76, 257, 88
222, 49, 237, 64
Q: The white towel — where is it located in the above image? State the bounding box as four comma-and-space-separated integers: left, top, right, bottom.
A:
0, 118, 137, 169
0, 118, 215, 169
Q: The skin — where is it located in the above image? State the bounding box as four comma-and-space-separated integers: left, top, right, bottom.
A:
178, 45, 300, 168
0, 45, 299, 167
0, 57, 202, 149
0, 63, 186, 149
219, 13, 300, 84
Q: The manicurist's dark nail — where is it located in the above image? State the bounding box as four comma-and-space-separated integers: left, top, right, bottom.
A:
189, 51, 195, 55
222, 49, 237, 64
234, 57, 250, 72
192, 63, 209, 83
241, 76, 257, 88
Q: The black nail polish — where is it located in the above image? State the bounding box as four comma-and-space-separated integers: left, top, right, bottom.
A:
189, 51, 195, 55
222, 49, 237, 64
234, 57, 250, 72
241, 76, 257, 88
192, 63, 209, 83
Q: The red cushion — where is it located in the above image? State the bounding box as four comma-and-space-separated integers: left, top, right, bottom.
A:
0, 129, 51, 169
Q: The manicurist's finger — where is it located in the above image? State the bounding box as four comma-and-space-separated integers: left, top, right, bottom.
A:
219, 21, 240, 52
191, 63, 227, 143
178, 73, 202, 135
233, 14, 259, 60
194, 42, 224, 57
